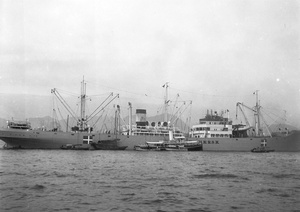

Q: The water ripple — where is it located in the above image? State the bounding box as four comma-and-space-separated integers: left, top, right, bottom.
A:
0, 150, 299, 212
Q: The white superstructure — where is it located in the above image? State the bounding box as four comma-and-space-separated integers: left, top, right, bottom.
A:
189, 110, 233, 139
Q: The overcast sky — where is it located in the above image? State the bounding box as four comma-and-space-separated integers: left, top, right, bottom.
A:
0, 0, 299, 127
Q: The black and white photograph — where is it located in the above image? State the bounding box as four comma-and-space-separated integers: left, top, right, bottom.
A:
0, 0, 299, 211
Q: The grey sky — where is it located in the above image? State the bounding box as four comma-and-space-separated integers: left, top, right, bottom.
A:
0, 0, 299, 127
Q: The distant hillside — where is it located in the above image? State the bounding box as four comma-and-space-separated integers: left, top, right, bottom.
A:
0, 93, 53, 120
269, 123, 299, 132
0, 118, 7, 129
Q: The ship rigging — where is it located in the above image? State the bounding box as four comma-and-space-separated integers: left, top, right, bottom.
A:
235, 90, 287, 137
51, 77, 119, 132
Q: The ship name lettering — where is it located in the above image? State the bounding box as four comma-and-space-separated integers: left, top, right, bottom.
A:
201, 140, 219, 144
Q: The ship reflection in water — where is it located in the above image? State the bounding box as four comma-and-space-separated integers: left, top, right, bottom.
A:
0, 149, 299, 212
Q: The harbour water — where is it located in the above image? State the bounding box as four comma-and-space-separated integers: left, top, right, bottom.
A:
0, 147, 299, 212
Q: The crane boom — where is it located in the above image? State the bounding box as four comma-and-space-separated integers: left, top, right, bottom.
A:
236, 102, 252, 127
51, 88, 77, 121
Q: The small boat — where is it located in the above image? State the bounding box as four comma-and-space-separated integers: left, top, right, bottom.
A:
133, 145, 148, 151
134, 141, 166, 151
2, 143, 23, 149
165, 132, 202, 151
251, 147, 275, 153
60, 144, 90, 150
90, 139, 127, 150
251, 139, 275, 153
134, 131, 202, 151
60, 139, 127, 150
165, 144, 186, 151
165, 143, 203, 151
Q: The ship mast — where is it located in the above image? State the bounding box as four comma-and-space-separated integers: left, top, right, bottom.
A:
80, 77, 87, 131
254, 90, 261, 136
114, 105, 121, 134
236, 91, 271, 137
128, 102, 132, 135
163, 82, 169, 122
51, 78, 118, 132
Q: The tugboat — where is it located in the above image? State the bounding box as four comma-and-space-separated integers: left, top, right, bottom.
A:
60, 144, 91, 150
134, 141, 166, 151
60, 139, 128, 150
134, 131, 202, 151
90, 139, 127, 150
251, 139, 275, 153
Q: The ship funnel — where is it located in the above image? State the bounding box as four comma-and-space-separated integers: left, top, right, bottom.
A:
136, 109, 147, 126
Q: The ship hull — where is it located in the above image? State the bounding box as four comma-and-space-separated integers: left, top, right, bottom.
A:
0, 129, 169, 150
197, 130, 300, 152
1, 129, 299, 152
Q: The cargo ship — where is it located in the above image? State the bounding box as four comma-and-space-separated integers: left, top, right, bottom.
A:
1, 81, 299, 152
0, 81, 186, 150
189, 91, 300, 152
